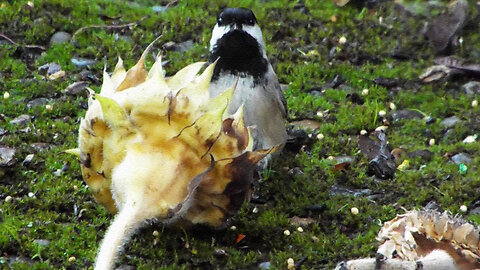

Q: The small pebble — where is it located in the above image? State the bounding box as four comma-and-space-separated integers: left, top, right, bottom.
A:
284, 230, 291, 236
316, 111, 323, 117
472, 100, 478, 107
389, 102, 396, 110
361, 89, 369, 96
460, 205, 468, 213
297, 227, 304, 233
360, 130, 367, 135
378, 110, 386, 117
316, 133, 324, 140
230, 225, 237, 231
73, 185, 78, 191
330, 15, 337, 23
375, 125, 388, 132
53, 169, 63, 176
252, 207, 258, 213
351, 207, 359, 215
5, 196, 12, 203
287, 258, 295, 270
48, 70, 65, 80
45, 104, 53, 110
152, 230, 159, 237
327, 156, 335, 160
49, 31, 71, 46
463, 135, 477, 144
22, 154, 34, 166
338, 36, 347, 45
259, 261, 271, 269
68, 256, 76, 263
429, 138, 435, 146
28, 192, 35, 198
3, 92, 10, 99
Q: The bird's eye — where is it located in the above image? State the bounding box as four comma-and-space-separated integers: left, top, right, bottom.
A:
248, 19, 254, 25
217, 18, 223, 25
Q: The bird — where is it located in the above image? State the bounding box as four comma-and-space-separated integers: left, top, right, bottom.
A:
208, 7, 287, 166
69, 40, 274, 269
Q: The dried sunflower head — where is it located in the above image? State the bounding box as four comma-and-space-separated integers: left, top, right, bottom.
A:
70, 41, 275, 269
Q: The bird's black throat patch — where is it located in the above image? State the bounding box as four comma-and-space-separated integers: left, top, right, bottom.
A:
211, 30, 268, 82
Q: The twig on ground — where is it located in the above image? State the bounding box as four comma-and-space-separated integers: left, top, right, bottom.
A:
0, 33, 46, 50
71, 15, 150, 43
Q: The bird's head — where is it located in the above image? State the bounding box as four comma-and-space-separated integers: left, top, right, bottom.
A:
209, 8, 266, 60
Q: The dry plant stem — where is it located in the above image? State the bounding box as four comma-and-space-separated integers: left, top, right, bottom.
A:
71, 15, 150, 42
0, 33, 46, 50
94, 205, 143, 270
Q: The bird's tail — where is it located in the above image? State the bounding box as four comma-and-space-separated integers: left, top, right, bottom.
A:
94, 204, 143, 270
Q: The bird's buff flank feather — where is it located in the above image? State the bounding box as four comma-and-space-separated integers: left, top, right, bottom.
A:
69, 40, 275, 270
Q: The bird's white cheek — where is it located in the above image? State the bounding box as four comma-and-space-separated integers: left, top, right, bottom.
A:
209, 25, 230, 51
243, 25, 266, 49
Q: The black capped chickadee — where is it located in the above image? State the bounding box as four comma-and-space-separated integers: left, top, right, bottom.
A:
209, 8, 287, 162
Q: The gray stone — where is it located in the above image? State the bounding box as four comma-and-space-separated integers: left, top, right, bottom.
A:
440, 116, 461, 128
0, 147, 15, 166
392, 110, 424, 122
64, 81, 88, 96
71, 57, 98, 68
259, 262, 271, 269
163, 40, 194, 53
49, 31, 71, 46
22, 154, 34, 166
10, 114, 31, 125
38, 62, 61, 75
27, 98, 49, 109
462, 81, 480, 95
451, 153, 472, 165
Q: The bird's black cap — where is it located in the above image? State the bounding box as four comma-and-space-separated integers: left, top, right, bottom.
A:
217, 8, 257, 27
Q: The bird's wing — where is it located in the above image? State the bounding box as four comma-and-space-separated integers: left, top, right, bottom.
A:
269, 76, 288, 118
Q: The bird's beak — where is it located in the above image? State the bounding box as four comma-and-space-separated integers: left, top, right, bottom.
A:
230, 24, 242, 31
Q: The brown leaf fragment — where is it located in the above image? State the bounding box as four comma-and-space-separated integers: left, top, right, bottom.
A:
358, 131, 396, 179
424, 0, 469, 53
333, 162, 350, 172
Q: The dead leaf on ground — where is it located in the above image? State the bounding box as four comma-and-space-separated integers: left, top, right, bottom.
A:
358, 131, 396, 180
420, 56, 480, 83
333, 162, 350, 172
424, 0, 469, 53
435, 56, 480, 74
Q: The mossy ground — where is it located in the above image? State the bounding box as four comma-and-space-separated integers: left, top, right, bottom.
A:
1, 0, 480, 269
